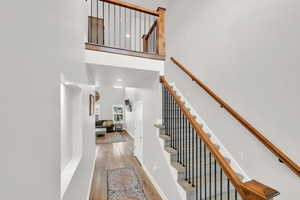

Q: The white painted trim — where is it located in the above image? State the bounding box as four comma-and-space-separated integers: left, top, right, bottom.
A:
86, 148, 98, 200
141, 163, 169, 200
156, 128, 187, 200
125, 128, 134, 138
61, 156, 82, 199
85, 50, 165, 75
125, 129, 174, 200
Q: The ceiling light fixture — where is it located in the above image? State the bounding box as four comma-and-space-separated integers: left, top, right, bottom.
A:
113, 85, 123, 89
126, 34, 131, 38
117, 78, 123, 82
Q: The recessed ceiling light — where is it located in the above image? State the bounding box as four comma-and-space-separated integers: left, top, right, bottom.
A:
117, 78, 123, 82
126, 34, 131, 38
113, 85, 123, 89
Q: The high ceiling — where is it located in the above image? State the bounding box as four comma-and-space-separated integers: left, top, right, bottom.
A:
86, 63, 159, 88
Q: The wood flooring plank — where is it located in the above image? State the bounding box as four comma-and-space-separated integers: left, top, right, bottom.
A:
89, 132, 162, 200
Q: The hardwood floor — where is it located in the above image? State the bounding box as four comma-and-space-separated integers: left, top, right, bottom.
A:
90, 132, 162, 200
95, 131, 126, 144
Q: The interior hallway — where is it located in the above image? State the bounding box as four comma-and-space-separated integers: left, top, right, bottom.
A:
89, 132, 163, 200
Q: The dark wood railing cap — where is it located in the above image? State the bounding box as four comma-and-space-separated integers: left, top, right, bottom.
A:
143, 20, 158, 40
100, 0, 159, 16
241, 180, 280, 200
157, 7, 166, 11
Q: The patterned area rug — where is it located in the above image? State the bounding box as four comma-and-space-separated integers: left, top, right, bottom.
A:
107, 168, 147, 200
96, 132, 125, 144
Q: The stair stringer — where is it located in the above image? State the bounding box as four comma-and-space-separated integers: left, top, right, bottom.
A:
169, 82, 251, 182
156, 123, 187, 200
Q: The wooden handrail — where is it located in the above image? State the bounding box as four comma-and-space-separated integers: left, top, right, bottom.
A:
143, 20, 158, 41
142, 20, 157, 53
170, 57, 300, 178
141, 7, 166, 57
160, 76, 280, 200
100, 0, 159, 16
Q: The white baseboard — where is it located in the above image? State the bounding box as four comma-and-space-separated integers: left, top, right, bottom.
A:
61, 156, 82, 199
141, 163, 169, 200
157, 131, 187, 200
125, 128, 134, 138
125, 128, 168, 200
86, 148, 97, 200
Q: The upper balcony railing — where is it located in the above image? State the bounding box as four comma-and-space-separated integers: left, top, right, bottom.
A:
86, 0, 166, 60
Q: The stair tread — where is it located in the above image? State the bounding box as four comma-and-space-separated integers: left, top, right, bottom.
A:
173, 162, 221, 172
159, 134, 170, 140
178, 180, 196, 193
174, 161, 243, 180
179, 178, 239, 198
179, 178, 238, 194
188, 189, 241, 200
167, 144, 220, 151
163, 132, 212, 139
167, 148, 223, 160
154, 124, 165, 129
165, 131, 211, 139
165, 147, 177, 153
171, 161, 186, 171
182, 173, 232, 182
162, 131, 244, 198
165, 146, 231, 167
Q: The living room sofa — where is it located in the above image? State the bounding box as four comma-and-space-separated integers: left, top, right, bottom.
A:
95, 120, 114, 133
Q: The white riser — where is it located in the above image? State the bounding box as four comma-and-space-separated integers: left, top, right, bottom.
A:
157, 124, 245, 200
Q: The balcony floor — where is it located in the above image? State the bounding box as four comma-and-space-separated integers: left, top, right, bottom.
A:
86, 43, 165, 61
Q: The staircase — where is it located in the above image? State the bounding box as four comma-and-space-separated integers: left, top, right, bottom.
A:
156, 124, 243, 200
156, 76, 280, 200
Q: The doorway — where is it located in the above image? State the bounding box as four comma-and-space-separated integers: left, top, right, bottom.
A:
134, 101, 143, 164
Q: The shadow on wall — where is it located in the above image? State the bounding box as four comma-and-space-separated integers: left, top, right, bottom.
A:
60, 82, 96, 200
165, 0, 300, 199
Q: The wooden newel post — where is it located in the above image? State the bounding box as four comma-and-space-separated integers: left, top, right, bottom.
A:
239, 180, 280, 200
156, 7, 166, 57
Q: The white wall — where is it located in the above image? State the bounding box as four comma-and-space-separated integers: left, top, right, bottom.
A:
124, 87, 143, 136
97, 85, 125, 120
0, 0, 95, 200
59, 0, 89, 84
124, 74, 182, 200
85, 50, 164, 74
61, 84, 83, 172
165, 0, 300, 199
59, 0, 96, 199
0, 1, 60, 199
